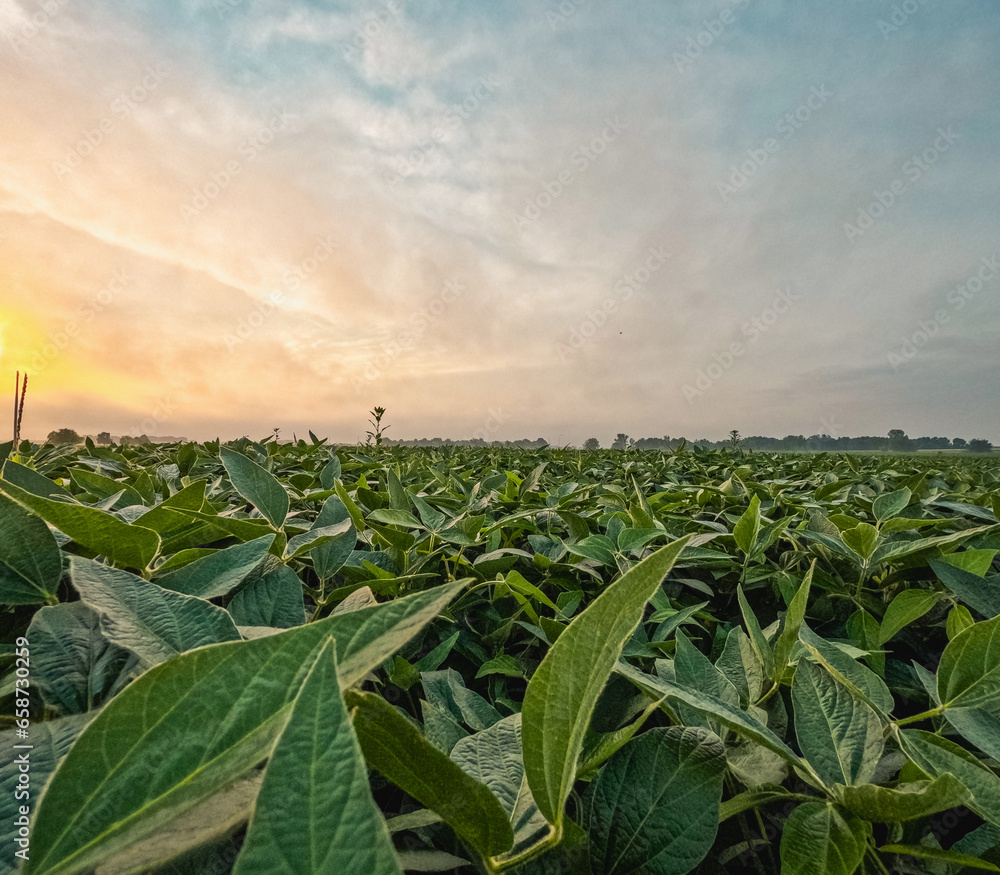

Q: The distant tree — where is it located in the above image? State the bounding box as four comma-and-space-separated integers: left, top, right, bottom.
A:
728, 429, 741, 450
46, 428, 81, 445
968, 439, 993, 453
888, 429, 911, 452
611, 433, 631, 450
583, 437, 600, 451
951, 437, 968, 450
96, 431, 112, 445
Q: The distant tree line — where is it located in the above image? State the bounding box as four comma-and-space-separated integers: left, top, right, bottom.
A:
583, 430, 994, 453
381, 437, 550, 449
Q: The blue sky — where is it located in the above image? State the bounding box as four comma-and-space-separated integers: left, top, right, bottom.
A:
1, 0, 998, 444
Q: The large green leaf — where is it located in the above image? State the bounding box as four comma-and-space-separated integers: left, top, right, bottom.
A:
346, 689, 515, 861
522, 535, 691, 828
421, 669, 502, 731
798, 624, 894, 714
930, 559, 1000, 618
791, 659, 883, 787
25, 581, 463, 875
936, 613, 1000, 760
877, 845, 1000, 872
450, 714, 548, 851
283, 520, 353, 561
873, 487, 911, 523
673, 630, 740, 733
778, 801, 869, 875
1, 459, 72, 498
732, 494, 761, 556
0, 478, 159, 569
615, 662, 801, 767
309, 496, 356, 580
737, 583, 775, 680
842, 522, 879, 560
155, 535, 275, 599
773, 562, 813, 678
220, 446, 289, 529
0, 491, 62, 605
715, 626, 764, 707
232, 641, 402, 874
70, 556, 242, 669
878, 589, 938, 645
26, 602, 139, 713
838, 774, 970, 822
228, 565, 306, 628
584, 727, 726, 875
899, 729, 1000, 828
938, 612, 1000, 710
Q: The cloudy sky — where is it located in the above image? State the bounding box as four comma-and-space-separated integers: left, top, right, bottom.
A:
2, 0, 998, 446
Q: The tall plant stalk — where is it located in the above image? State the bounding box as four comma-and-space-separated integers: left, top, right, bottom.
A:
13, 371, 27, 447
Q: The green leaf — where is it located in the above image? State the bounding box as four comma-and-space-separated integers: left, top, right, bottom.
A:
842, 522, 879, 560
283, 519, 353, 560
615, 662, 801, 767
716, 626, 764, 707
938, 549, 998, 577
421, 669, 501, 731
947, 604, 976, 640
773, 562, 813, 680
799, 624, 895, 715
310, 496, 357, 580
96, 775, 263, 874
838, 774, 971, 822
26, 602, 139, 713
503, 570, 560, 615
228, 565, 306, 628
346, 690, 515, 860
584, 726, 726, 875
410, 492, 448, 532
521, 535, 691, 828
930, 559, 1000, 618
877, 845, 1000, 872
674, 630, 741, 733
791, 659, 883, 787
936, 613, 1000, 760
778, 801, 869, 875
25, 581, 463, 875
70, 556, 241, 668
368, 508, 423, 528
878, 589, 938, 645
450, 714, 548, 851
475, 654, 525, 679
873, 487, 911, 523
519, 462, 547, 497
899, 729, 1000, 828
0, 478, 159, 569
155, 535, 275, 599
220, 446, 289, 529
566, 534, 616, 565
232, 641, 402, 875
733, 494, 761, 556
1, 458, 72, 498
180, 509, 276, 543
737, 583, 775, 680
617, 527, 662, 554
414, 631, 460, 674
0, 491, 62, 605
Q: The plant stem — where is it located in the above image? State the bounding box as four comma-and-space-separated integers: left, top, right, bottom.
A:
491, 823, 563, 871
893, 705, 944, 728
